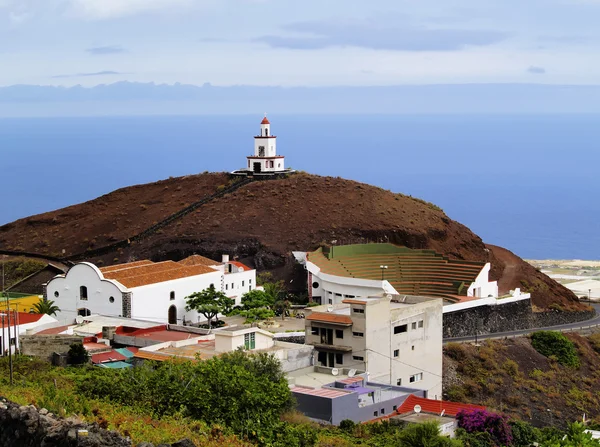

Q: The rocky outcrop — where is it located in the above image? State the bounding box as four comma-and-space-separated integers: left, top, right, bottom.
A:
0, 398, 194, 447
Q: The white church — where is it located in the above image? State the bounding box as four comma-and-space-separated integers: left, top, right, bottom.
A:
232, 115, 294, 176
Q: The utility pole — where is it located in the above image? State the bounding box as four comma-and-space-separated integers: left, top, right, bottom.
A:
3, 261, 13, 385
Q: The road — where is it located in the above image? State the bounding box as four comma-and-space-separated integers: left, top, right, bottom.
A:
444, 303, 600, 343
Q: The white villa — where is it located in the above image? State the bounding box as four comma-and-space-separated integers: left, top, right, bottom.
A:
232, 115, 294, 176
45, 254, 255, 325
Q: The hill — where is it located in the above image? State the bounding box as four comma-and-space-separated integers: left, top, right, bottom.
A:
0, 172, 581, 310
443, 332, 600, 428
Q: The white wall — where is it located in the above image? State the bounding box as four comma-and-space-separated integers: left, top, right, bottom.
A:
467, 263, 498, 298
388, 300, 443, 399
307, 261, 394, 304
215, 328, 274, 352
222, 267, 255, 306
47, 263, 126, 322
131, 270, 222, 324
0, 314, 57, 354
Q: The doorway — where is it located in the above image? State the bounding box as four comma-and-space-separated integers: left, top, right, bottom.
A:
253, 162, 261, 173
168, 305, 177, 324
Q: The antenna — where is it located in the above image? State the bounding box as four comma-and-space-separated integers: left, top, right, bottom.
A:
413, 405, 422, 415
331, 368, 339, 376
348, 369, 357, 378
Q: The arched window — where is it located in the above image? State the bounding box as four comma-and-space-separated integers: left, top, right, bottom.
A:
265, 128, 269, 136
80, 286, 88, 301
170, 291, 175, 301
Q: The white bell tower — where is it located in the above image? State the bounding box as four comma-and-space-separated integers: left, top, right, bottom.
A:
247, 114, 285, 173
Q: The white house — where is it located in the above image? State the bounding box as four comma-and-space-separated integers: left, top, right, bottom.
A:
232, 115, 294, 176
294, 243, 499, 306
45, 255, 256, 325
1, 311, 58, 355
304, 295, 443, 399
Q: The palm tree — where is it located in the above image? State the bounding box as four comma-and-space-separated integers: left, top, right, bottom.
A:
33, 299, 60, 316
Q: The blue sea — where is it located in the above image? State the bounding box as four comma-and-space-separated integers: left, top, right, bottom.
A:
1, 114, 599, 260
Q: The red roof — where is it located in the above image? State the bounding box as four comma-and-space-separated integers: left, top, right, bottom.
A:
15, 312, 44, 325
91, 350, 128, 364
228, 261, 251, 271
261, 116, 270, 124
397, 395, 485, 417
306, 312, 353, 325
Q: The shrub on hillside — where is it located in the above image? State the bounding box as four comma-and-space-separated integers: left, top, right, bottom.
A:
456, 408, 512, 446
78, 350, 294, 443
530, 331, 580, 368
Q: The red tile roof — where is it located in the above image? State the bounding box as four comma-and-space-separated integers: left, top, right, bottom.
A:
91, 350, 128, 364
397, 395, 485, 417
101, 260, 216, 288
14, 312, 44, 325
178, 255, 219, 267
228, 261, 251, 271
342, 299, 367, 305
36, 325, 72, 335
261, 117, 270, 125
306, 312, 353, 325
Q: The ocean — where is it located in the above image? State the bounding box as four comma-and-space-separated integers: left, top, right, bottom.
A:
1, 114, 599, 260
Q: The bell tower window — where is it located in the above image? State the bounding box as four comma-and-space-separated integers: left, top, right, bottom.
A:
258, 146, 265, 157
265, 128, 269, 136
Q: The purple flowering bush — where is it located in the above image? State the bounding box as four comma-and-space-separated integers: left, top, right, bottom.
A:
456, 408, 513, 446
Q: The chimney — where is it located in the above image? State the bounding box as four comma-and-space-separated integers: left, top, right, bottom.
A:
222, 254, 230, 264
102, 326, 117, 340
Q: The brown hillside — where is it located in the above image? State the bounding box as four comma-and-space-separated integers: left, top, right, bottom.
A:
443, 334, 600, 427
0, 172, 581, 310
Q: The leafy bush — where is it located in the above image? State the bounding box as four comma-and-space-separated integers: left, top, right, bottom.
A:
67, 343, 90, 365
79, 350, 294, 443
396, 421, 462, 447
531, 331, 580, 368
456, 408, 513, 446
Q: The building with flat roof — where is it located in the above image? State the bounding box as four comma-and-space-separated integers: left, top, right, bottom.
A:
133, 325, 314, 372
288, 366, 427, 425
304, 294, 443, 398
294, 243, 498, 305
45, 254, 255, 325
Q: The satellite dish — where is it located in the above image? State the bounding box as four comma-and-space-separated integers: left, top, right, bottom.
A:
331, 368, 339, 376
414, 405, 422, 414
327, 305, 334, 312
75, 316, 83, 324
348, 369, 357, 377
386, 294, 393, 299
238, 266, 244, 273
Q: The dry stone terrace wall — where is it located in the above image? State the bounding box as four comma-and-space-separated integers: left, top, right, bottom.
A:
443, 298, 596, 339
20, 335, 83, 361
0, 398, 195, 447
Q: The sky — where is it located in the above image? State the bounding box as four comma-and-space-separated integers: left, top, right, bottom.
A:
0, 0, 598, 87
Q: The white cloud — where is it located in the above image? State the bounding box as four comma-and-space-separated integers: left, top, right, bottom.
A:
66, 0, 196, 20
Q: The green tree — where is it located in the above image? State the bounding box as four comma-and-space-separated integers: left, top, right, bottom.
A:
263, 281, 285, 303
274, 299, 291, 321
32, 299, 61, 316
240, 307, 275, 326
185, 285, 235, 329
397, 421, 462, 447
241, 289, 273, 310
545, 422, 600, 447
67, 343, 90, 365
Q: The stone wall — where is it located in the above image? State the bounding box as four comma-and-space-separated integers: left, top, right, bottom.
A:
20, 335, 83, 361
443, 298, 596, 339
0, 398, 195, 447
